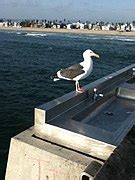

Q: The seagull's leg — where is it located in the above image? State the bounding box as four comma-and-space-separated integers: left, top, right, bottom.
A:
77, 82, 85, 92
75, 81, 80, 92
75, 81, 84, 93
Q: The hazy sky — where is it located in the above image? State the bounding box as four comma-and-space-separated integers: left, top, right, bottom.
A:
0, 0, 135, 22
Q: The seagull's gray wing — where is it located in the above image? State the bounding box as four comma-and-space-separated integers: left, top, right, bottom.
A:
60, 64, 85, 79
68, 64, 83, 70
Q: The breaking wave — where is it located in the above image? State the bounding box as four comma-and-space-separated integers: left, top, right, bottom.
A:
25, 33, 47, 37
116, 38, 135, 42
99, 36, 135, 42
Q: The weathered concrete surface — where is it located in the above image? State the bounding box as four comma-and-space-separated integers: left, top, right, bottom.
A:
5, 127, 103, 180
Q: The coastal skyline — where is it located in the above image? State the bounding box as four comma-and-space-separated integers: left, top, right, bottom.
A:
0, 0, 135, 22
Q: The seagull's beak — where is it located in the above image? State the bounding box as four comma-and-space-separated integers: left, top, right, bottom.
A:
93, 53, 100, 58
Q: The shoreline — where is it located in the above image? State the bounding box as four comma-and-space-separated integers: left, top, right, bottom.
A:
0, 27, 135, 36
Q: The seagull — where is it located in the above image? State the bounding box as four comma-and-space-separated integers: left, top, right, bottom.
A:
51, 49, 100, 93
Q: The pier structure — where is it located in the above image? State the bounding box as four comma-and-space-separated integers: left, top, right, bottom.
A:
5, 64, 135, 180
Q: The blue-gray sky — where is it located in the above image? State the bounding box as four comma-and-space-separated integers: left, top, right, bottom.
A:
0, 0, 135, 22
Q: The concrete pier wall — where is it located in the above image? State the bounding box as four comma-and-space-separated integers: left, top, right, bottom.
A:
5, 127, 103, 180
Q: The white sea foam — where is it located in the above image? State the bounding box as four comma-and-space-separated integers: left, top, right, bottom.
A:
16, 32, 21, 35
23, 32, 135, 42
117, 38, 135, 42
25, 33, 47, 37
7, 31, 14, 34
93, 35, 135, 42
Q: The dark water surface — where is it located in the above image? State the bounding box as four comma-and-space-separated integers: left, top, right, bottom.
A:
0, 30, 135, 178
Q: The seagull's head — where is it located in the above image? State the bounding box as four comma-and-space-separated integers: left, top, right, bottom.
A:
83, 49, 100, 59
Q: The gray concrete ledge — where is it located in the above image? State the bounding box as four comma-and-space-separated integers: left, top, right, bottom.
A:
5, 127, 103, 180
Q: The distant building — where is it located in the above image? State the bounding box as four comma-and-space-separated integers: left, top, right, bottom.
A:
92, 24, 101, 31
3, 22, 9, 27
52, 24, 56, 29
71, 22, 85, 29
13, 22, 21, 28
116, 24, 121, 31
125, 24, 131, 32
79, 23, 84, 29
66, 24, 71, 29
57, 24, 61, 29
0, 22, 3, 27
102, 25, 110, 31
109, 24, 116, 31
131, 21, 135, 31
120, 24, 126, 32
88, 23, 92, 30
132, 21, 135, 26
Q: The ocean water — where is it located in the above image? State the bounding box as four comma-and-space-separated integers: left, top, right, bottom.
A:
0, 30, 135, 178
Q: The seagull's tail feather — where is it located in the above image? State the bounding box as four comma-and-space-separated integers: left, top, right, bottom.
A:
50, 73, 60, 82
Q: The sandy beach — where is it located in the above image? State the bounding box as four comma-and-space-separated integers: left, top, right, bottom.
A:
0, 26, 135, 36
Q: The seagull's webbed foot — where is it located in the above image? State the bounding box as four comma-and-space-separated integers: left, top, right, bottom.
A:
75, 81, 85, 93
77, 87, 85, 93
